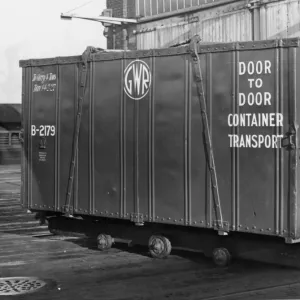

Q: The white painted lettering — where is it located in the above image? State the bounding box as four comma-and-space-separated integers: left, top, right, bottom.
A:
248, 61, 255, 75
255, 92, 262, 105
248, 78, 255, 88
228, 134, 234, 147
277, 113, 283, 127
269, 113, 275, 126
255, 78, 263, 88
239, 62, 246, 75
252, 135, 258, 148
256, 61, 263, 74
248, 93, 255, 105
264, 92, 272, 105
233, 135, 239, 147
265, 60, 271, 74
265, 136, 271, 148
239, 93, 246, 106
228, 114, 232, 127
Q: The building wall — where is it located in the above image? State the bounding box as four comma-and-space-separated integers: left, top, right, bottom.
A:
106, 0, 137, 49
136, 0, 228, 18
135, 0, 300, 49
105, 0, 300, 50
136, 0, 252, 49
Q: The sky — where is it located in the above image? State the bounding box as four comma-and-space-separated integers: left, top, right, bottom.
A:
0, 0, 106, 104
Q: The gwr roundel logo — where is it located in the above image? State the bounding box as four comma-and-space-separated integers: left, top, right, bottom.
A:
124, 60, 152, 100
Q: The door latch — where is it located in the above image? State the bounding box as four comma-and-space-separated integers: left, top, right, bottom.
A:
281, 134, 295, 150
39, 137, 47, 149
281, 124, 296, 150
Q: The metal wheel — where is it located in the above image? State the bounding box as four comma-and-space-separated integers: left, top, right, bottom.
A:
97, 234, 113, 251
148, 235, 172, 259
212, 247, 231, 267
49, 228, 59, 235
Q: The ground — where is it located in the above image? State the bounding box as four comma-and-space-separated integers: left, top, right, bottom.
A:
1, 165, 300, 299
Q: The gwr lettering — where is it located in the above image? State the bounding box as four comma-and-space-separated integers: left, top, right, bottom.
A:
239, 60, 271, 75
228, 113, 283, 127
239, 92, 271, 106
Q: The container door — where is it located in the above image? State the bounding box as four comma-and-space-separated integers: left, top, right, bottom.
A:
28, 66, 58, 211
235, 43, 297, 238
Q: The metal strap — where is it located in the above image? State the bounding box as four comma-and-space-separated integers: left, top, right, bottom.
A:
189, 35, 225, 231
63, 47, 95, 215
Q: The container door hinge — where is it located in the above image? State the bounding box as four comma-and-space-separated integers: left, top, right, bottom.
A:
39, 137, 47, 149
213, 221, 230, 235
130, 213, 144, 226
281, 124, 297, 150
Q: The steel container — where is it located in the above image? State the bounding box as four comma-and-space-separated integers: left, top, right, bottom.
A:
19, 38, 300, 246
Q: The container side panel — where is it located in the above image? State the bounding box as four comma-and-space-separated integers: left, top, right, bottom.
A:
280, 48, 290, 235
237, 49, 284, 233
190, 54, 208, 225
28, 67, 33, 208
124, 62, 135, 217
287, 47, 298, 239
22, 68, 29, 207
93, 61, 121, 216
296, 47, 300, 236
58, 64, 76, 211
30, 66, 57, 209
154, 56, 185, 224
136, 58, 151, 218
210, 51, 234, 226
77, 64, 91, 213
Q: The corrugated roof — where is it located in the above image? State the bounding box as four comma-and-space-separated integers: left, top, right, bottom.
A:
0, 104, 21, 123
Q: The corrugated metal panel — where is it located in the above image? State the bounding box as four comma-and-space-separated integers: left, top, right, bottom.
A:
135, 0, 300, 50
265, 0, 300, 39
136, 7, 252, 49
201, 10, 252, 42
136, 0, 231, 17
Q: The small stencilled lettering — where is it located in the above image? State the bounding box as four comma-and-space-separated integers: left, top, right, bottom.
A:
32, 72, 57, 93
39, 152, 47, 162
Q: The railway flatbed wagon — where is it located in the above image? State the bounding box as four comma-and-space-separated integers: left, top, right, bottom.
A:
19, 37, 300, 267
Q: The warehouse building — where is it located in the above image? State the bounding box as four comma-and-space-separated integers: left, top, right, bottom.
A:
104, 0, 300, 50
0, 104, 21, 165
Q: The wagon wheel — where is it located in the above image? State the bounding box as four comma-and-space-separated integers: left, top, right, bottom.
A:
97, 234, 114, 251
148, 235, 172, 259
212, 247, 231, 267
47, 218, 59, 235
49, 228, 59, 235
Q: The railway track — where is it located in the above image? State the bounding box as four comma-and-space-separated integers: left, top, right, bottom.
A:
0, 170, 300, 299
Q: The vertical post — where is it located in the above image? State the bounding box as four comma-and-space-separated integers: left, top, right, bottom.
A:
123, 28, 128, 50
260, 5, 266, 40
8, 132, 12, 146
112, 25, 116, 49
252, 7, 261, 40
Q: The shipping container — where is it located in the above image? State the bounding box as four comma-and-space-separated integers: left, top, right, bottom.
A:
134, 0, 300, 49
19, 37, 300, 267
